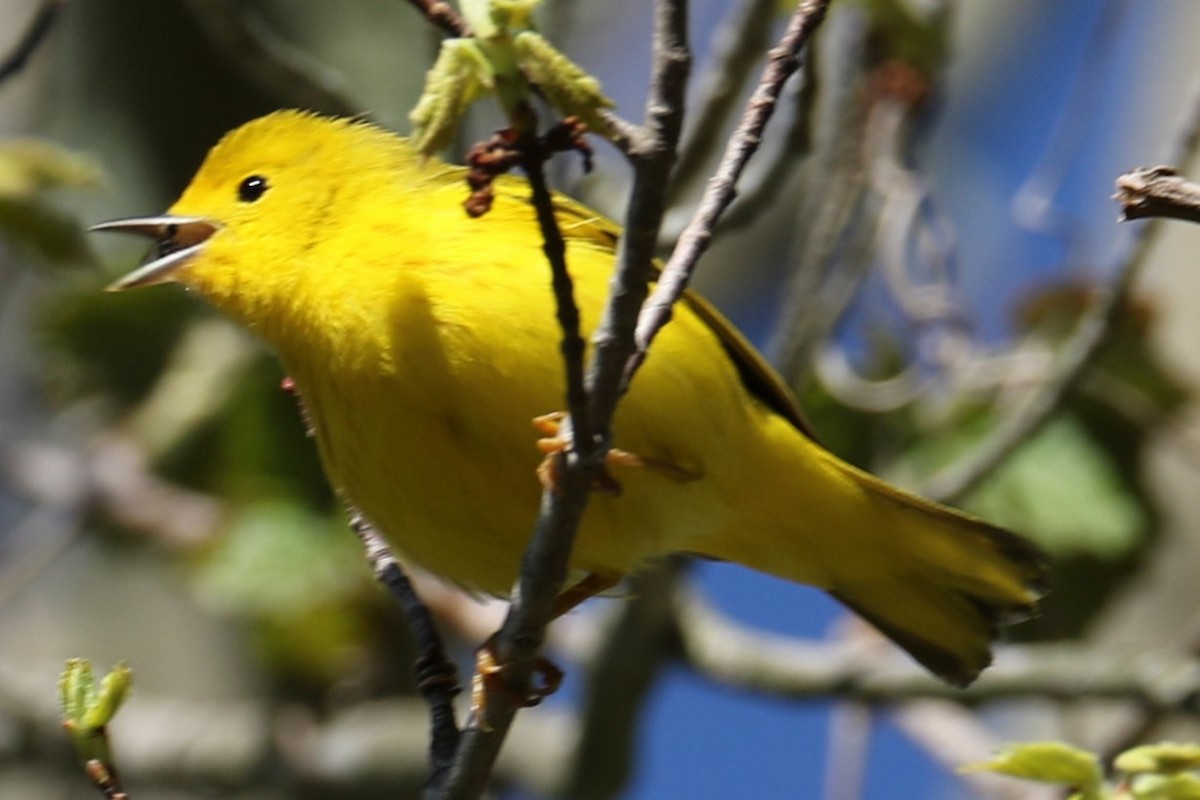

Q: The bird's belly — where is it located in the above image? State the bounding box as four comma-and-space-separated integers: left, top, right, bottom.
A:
290, 366, 541, 594
288, 362, 728, 596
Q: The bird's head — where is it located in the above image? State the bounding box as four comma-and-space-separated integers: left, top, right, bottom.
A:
93, 110, 436, 327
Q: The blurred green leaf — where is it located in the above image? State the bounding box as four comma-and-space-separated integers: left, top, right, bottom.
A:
1132, 773, 1200, 800
0, 140, 100, 196
1119, 743, 1200, 775
965, 416, 1146, 559
898, 414, 1145, 559
0, 140, 100, 267
193, 499, 369, 679
195, 500, 360, 616
961, 742, 1105, 798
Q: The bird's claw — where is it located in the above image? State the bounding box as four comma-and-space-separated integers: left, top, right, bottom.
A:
533, 412, 702, 494
470, 636, 564, 732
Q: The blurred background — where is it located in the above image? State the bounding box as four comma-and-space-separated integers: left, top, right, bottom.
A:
4, 0, 1200, 797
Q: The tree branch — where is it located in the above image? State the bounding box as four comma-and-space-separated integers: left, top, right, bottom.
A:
717, 52, 817, 235
437, 482, 594, 799
584, 0, 691, 436
522, 143, 594, 449
1115, 166, 1200, 224
433, 134, 599, 800
402, 0, 471, 38
348, 512, 461, 791
0, 0, 63, 86
675, 588, 1200, 707
666, 0, 779, 206
768, 14, 876, 386
629, 0, 833, 386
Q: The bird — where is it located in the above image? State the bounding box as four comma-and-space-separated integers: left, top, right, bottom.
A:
94, 110, 1047, 687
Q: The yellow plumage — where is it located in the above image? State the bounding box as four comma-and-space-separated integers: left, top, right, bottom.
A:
99, 110, 1047, 685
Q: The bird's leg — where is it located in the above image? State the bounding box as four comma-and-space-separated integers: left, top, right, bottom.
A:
533, 412, 701, 494
549, 571, 621, 617
470, 572, 619, 730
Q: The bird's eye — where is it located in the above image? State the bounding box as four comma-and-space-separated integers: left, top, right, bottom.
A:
238, 175, 269, 203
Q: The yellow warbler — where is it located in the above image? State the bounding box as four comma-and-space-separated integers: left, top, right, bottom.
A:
95, 110, 1046, 686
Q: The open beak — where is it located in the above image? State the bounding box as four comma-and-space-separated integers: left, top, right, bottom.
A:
90, 215, 219, 291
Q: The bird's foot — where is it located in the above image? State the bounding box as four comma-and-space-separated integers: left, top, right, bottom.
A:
533, 412, 701, 494
470, 636, 563, 732
553, 571, 620, 616
468, 572, 617, 729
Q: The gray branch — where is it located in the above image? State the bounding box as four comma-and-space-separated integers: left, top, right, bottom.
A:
1116, 165, 1200, 224
676, 589, 1200, 708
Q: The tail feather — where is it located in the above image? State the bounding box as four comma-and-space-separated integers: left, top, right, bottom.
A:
820, 455, 1046, 690
828, 463, 1048, 685
703, 449, 1049, 686
828, 586, 994, 686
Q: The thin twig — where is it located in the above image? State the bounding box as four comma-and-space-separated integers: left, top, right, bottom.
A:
402, 0, 471, 38
768, 13, 875, 384
181, 0, 358, 116
628, 0, 833, 387
584, 0, 692, 437
666, 0, 779, 206
718, 52, 818, 233
84, 758, 130, 800
1115, 166, 1200, 224
348, 512, 462, 791
437, 477, 595, 799
522, 142, 594, 451
0, 0, 63, 86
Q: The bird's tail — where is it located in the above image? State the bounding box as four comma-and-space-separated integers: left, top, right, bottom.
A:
698, 448, 1049, 686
